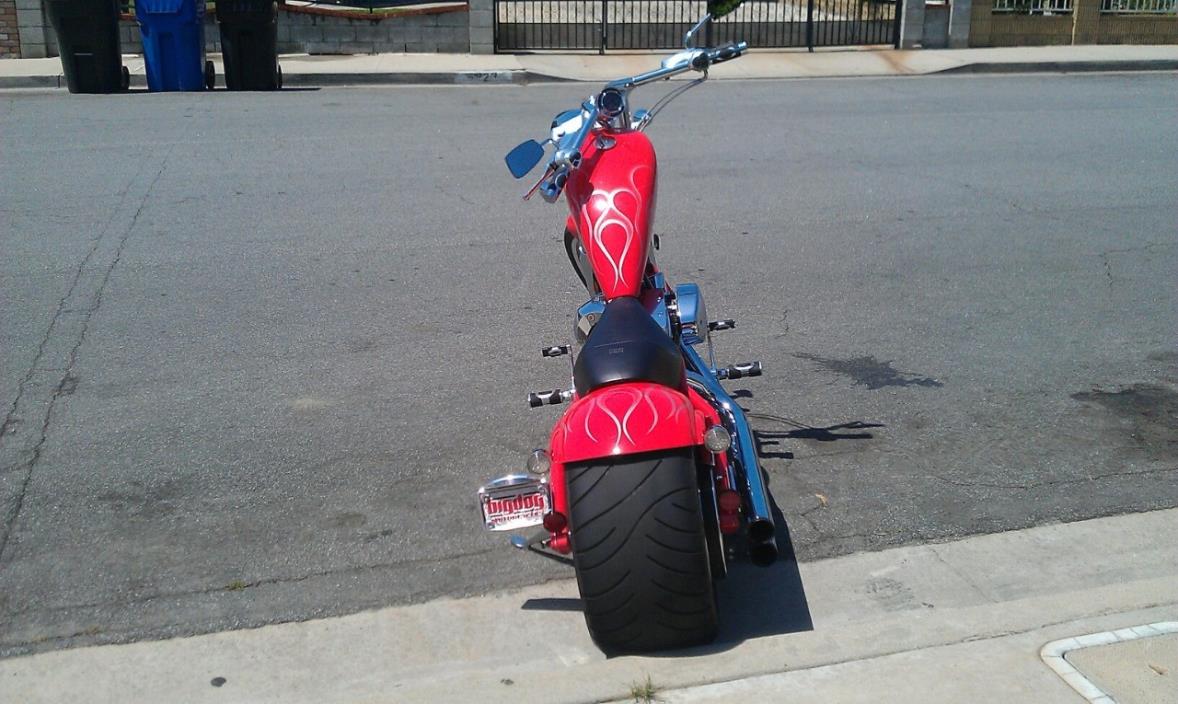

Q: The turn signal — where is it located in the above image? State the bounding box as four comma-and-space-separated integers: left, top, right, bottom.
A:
527, 449, 551, 475
703, 425, 732, 453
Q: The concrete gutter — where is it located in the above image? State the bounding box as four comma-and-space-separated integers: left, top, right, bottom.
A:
2, 508, 1176, 703
2, 45, 1177, 89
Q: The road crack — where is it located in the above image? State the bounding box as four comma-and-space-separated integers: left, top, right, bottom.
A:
0, 148, 173, 564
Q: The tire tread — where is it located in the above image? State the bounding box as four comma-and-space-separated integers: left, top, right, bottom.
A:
567, 448, 718, 653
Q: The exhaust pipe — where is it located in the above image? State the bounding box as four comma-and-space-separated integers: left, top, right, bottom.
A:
683, 347, 778, 567
747, 519, 778, 566
738, 437, 778, 567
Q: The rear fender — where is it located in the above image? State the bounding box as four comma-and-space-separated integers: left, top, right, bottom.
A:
548, 382, 705, 520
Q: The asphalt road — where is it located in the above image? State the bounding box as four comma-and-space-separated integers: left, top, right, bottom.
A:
1, 73, 1175, 657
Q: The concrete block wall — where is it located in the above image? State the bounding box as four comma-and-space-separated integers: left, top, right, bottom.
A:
117, 14, 221, 53
0, 0, 20, 57
14, 0, 47, 57
467, 0, 491, 53
113, 6, 468, 55
899, 0, 927, 46
904, 0, 975, 48
8, 1, 468, 57
278, 8, 469, 54
922, 3, 950, 47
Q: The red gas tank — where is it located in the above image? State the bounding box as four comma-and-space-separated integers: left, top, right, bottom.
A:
565, 131, 657, 300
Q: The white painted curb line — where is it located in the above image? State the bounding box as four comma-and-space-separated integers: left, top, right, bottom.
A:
1040, 620, 1178, 704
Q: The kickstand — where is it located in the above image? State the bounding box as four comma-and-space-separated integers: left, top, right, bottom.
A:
528, 544, 574, 566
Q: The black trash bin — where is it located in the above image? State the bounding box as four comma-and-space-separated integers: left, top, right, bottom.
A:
44, 0, 130, 94
215, 0, 282, 91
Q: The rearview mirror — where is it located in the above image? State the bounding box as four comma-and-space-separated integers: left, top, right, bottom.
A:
707, 0, 743, 18
505, 140, 545, 179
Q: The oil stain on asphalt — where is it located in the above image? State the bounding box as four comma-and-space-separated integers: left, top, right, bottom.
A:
794, 353, 943, 390
1071, 383, 1178, 462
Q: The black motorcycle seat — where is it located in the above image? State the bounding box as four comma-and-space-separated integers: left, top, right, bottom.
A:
573, 296, 685, 396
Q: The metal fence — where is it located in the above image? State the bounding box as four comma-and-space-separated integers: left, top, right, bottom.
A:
494, 0, 899, 52
991, 0, 1073, 13
1100, 0, 1177, 12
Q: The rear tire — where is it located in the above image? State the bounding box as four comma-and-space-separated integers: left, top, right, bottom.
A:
567, 448, 718, 653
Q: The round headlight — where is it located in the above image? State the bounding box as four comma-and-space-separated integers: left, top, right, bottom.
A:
597, 88, 626, 119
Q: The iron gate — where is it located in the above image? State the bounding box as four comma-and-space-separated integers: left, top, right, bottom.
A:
494, 0, 900, 52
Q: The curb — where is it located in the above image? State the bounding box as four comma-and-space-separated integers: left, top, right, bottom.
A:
0, 75, 63, 89
938, 59, 1178, 74
1039, 621, 1178, 703
2, 60, 1175, 90
278, 69, 538, 86
0, 70, 540, 90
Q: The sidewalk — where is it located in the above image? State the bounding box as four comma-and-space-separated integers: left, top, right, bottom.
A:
2, 508, 1175, 703
2, 44, 1177, 89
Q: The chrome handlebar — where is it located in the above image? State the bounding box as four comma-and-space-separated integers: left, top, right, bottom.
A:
609, 41, 747, 90
532, 40, 747, 203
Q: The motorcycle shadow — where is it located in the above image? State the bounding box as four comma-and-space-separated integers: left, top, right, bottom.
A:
519, 501, 813, 657
644, 502, 813, 658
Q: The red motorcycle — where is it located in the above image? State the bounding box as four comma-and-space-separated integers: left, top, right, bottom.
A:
478, 2, 776, 653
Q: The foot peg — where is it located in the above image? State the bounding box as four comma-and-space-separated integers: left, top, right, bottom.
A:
718, 362, 762, 380
709, 319, 736, 332
528, 389, 573, 408
541, 345, 570, 358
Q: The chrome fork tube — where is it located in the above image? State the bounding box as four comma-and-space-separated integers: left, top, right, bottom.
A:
683, 344, 778, 566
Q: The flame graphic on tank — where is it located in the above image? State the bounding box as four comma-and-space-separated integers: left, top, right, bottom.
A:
581, 165, 651, 290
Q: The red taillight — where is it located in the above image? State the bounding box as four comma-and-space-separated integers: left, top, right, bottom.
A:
719, 514, 741, 535
543, 511, 567, 532
718, 489, 742, 513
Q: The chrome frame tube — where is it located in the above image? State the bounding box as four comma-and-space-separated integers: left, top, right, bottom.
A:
682, 344, 778, 565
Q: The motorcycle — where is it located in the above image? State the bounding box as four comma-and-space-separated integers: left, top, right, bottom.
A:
477, 1, 778, 653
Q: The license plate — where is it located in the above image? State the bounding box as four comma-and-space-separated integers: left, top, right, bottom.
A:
479, 474, 551, 532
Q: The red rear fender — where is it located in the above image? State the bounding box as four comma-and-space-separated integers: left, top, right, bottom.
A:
549, 382, 704, 465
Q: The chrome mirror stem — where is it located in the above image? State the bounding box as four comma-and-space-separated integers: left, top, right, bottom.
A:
684, 13, 711, 49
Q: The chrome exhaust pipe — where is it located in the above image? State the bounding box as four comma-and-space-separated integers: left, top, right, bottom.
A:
733, 419, 778, 567
684, 346, 778, 567
748, 522, 778, 566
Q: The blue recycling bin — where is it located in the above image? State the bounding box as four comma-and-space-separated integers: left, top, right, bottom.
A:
135, 0, 215, 91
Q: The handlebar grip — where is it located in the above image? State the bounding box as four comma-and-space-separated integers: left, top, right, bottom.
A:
711, 41, 747, 64
540, 166, 570, 203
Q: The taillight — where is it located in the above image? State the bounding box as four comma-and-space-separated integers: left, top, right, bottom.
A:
543, 511, 567, 533
717, 489, 741, 535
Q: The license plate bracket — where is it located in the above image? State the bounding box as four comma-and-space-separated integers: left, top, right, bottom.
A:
478, 474, 551, 532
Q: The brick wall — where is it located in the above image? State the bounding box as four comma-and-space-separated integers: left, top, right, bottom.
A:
969, 6, 1074, 45
0, 0, 19, 58
971, 0, 1178, 46
1094, 13, 1178, 42
116, 5, 469, 55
